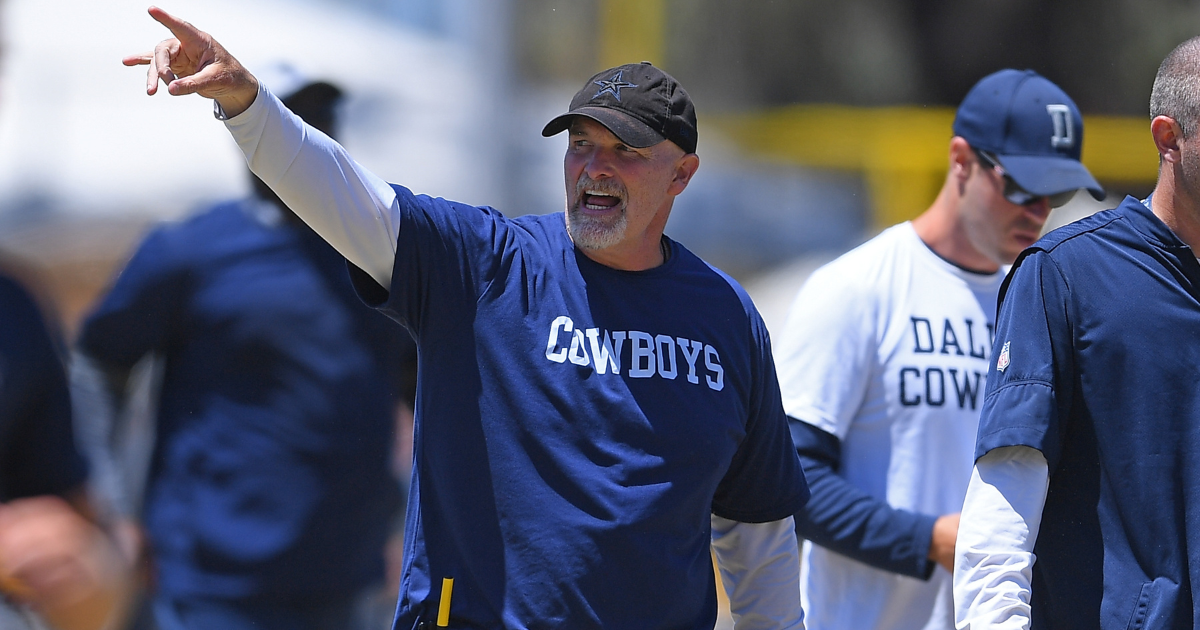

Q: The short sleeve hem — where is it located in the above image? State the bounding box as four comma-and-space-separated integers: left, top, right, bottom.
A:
784, 407, 844, 441
713, 484, 811, 524
975, 380, 1057, 466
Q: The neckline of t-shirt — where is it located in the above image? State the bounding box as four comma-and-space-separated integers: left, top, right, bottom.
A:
568, 233, 682, 278
901, 222, 1005, 284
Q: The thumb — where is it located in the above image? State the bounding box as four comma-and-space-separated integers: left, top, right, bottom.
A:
166, 57, 233, 97
166, 72, 207, 96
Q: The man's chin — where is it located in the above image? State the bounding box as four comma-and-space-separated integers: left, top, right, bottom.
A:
567, 212, 626, 251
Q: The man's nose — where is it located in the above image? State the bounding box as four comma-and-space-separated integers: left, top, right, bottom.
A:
1026, 197, 1052, 221
584, 148, 617, 179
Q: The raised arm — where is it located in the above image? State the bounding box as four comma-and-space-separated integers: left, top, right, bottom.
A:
125, 7, 401, 288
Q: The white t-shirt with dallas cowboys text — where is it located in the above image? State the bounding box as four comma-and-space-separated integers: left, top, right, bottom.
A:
775, 222, 1005, 630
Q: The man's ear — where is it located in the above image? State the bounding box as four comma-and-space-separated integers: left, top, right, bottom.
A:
668, 154, 700, 196
948, 136, 975, 183
1152, 115, 1184, 164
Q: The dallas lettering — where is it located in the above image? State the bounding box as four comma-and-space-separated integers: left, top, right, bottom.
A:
909, 316, 994, 359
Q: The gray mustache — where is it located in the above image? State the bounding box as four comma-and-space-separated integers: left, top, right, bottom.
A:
574, 176, 626, 201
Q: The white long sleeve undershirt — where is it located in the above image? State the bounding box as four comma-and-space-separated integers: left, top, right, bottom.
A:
224, 82, 401, 288
953, 445, 1049, 630
712, 515, 806, 630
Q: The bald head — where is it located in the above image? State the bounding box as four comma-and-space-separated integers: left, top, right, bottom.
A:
1151, 36, 1200, 138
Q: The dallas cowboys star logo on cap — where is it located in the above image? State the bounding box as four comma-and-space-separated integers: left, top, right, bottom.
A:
592, 70, 637, 102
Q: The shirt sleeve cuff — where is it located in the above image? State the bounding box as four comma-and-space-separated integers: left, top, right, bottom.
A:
910, 512, 939, 580
976, 380, 1058, 468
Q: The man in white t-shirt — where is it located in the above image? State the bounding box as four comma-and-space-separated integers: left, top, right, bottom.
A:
773, 70, 1103, 630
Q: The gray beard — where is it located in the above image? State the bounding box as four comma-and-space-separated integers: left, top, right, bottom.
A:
566, 203, 628, 250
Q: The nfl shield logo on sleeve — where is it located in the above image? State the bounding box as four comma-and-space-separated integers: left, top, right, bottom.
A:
997, 341, 1011, 372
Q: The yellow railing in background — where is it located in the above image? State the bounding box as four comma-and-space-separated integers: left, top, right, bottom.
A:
597, 0, 1161, 230
709, 106, 1160, 229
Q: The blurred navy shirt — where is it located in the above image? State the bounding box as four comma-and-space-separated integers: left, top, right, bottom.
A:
79, 199, 413, 600
0, 273, 85, 501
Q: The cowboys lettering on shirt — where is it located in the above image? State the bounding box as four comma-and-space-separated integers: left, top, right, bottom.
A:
898, 315, 994, 410
544, 315, 725, 392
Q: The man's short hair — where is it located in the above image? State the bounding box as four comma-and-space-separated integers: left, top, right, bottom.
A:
1151, 36, 1200, 138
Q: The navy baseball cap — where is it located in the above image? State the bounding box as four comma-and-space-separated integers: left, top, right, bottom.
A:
542, 62, 698, 154
954, 69, 1104, 201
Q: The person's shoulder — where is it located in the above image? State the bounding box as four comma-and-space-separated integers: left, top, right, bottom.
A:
802, 223, 913, 297
0, 273, 38, 315
1001, 204, 1134, 301
510, 211, 563, 232
140, 200, 258, 257
1007, 202, 1133, 287
505, 211, 571, 252
1034, 205, 1126, 255
1027, 196, 1147, 260
670, 242, 765, 322
0, 273, 53, 345
402, 194, 561, 246
175, 199, 256, 234
822, 222, 910, 270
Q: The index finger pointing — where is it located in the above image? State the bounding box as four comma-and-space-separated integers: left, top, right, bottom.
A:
122, 53, 152, 67
146, 6, 204, 46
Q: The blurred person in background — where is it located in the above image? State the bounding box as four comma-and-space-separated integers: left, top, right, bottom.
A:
0, 260, 134, 630
73, 63, 417, 630
773, 69, 1103, 630
955, 37, 1200, 630
0, 0, 134, 624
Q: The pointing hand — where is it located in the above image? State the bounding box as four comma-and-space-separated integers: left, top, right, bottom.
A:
123, 6, 258, 117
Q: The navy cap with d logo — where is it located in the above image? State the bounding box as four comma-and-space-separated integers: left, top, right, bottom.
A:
542, 62, 698, 154
954, 69, 1104, 200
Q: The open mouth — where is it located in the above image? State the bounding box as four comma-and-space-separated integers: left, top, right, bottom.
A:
584, 190, 622, 210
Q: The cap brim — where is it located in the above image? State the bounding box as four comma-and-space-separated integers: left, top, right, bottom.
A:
995, 154, 1106, 201
541, 106, 665, 149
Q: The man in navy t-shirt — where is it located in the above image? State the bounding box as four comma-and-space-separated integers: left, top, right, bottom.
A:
125, 8, 811, 630
77, 66, 415, 630
954, 38, 1200, 629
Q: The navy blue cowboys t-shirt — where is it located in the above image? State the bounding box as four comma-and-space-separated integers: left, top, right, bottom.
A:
349, 186, 809, 630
